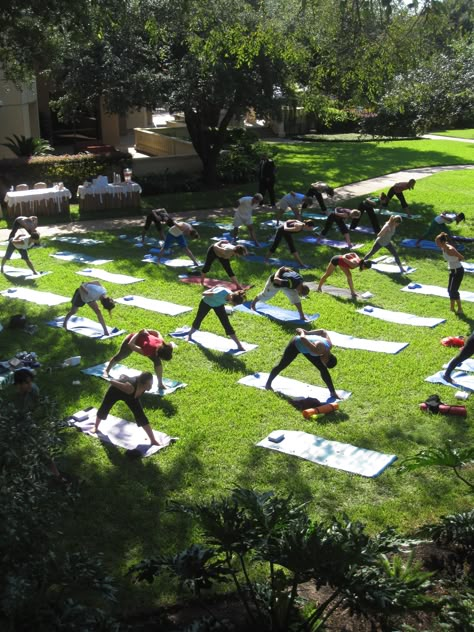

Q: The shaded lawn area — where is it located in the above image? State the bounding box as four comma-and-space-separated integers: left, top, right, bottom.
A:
1, 168, 473, 610
431, 129, 474, 140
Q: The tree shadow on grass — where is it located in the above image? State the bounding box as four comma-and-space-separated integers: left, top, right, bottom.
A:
196, 344, 249, 373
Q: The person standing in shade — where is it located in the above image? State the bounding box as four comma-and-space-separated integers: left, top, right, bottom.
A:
141, 208, 170, 242
443, 331, 474, 382
63, 282, 115, 336
251, 267, 310, 321
92, 372, 162, 446
435, 232, 465, 316
265, 328, 338, 399
154, 220, 200, 266
8, 215, 39, 240
317, 253, 372, 299
187, 286, 247, 351
415, 212, 465, 247
316, 207, 361, 248
201, 239, 248, 289
363, 215, 405, 273
258, 154, 276, 207
303, 182, 335, 213
266, 219, 315, 267
104, 329, 174, 391
349, 198, 381, 234
1, 231, 40, 276
232, 193, 262, 246
380, 179, 416, 216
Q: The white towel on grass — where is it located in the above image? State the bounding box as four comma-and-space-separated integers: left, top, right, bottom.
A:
2, 265, 51, 279
425, 370, 474, 391
1, 286, 69, 305
171, 327, 257, 355
238, 373, 351, 402
372, 262, 416, 274
116, 295, 192, 315
76, 269, 144, 284
327, 330, 408, 354
401, 283, 474, 302
257, 430, 396, 478
357, 306, 445, 328
68, 407, 176, 457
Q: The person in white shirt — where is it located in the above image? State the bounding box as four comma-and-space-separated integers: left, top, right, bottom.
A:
415, 212, 465, 247
63, 282, 115, 336
232, 193, 262, 245
275, 192, 309, 221
1, 231, 40, 276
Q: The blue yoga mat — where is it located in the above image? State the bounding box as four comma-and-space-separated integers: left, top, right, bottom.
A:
81, 363, 186, 395
234, 301, 319, 324
401, 238, 464, 251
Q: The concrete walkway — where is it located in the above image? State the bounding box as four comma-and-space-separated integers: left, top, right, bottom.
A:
2, 164, 473, 241
421, 134, 474, 144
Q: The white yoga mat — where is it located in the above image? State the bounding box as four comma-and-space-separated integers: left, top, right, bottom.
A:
116, 295, 192, 315
50, 236, 104, 246
48, 315, 125, 339
0, 286, 69, 305
327, 330, 408, 354
1, 266, 51, 279
401, 283, 474, 302
372, 262, 416, 274
257, 430, 397, 478
357, 305, 445, 328
425, 370, 474, 391
238, 373, 351, 403
170, 327, 257, 355
81, 363, 186, 395
443, 358, 474, 372
462, 262, 474, 273
50, 251, 112, 265
76, 269, 144, 285
142, 255, 200, 268
68, 407, 175, 457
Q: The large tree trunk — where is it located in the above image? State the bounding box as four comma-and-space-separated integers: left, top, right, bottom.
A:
185, 105, 235, 186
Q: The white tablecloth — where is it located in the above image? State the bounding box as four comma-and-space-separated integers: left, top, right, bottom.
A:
4, 187, 72, 207
77, 182, 142, 199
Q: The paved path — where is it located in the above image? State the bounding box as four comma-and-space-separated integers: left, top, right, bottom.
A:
1, 164, 473, 241
421, 134, 474, 144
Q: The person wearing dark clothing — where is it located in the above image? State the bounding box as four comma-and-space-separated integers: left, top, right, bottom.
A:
444, 332, 474, 382
266, 219, 315, 267
265, 329, 338, 398
316, 208, 360, 248
304, 182, 335, 213
201, 240, 248, 289
349, 198, 381, 233
258, 155, 276, 206
141, 208, 171, 242
380, 179, 416, 215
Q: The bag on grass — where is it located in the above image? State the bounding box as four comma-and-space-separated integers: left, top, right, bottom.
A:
9, 314, 27, 329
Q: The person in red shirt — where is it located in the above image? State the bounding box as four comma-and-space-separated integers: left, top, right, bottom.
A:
104, 329, 174, 390
380, 179, 416, 215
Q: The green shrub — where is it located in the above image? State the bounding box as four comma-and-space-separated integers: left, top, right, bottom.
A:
135, 170, 203, 196
217, 130, 267, 184
1, 134, 54, 157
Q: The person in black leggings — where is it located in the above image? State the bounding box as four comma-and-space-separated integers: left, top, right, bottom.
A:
266, 219, 315, 267
317, 208, 360, 248
200, 240, 247, 289
349, 198, 381, 233
92, 372, 162, 445
303, 182, 335, 213
141, 208, 170, 242
443, 332, 474, 382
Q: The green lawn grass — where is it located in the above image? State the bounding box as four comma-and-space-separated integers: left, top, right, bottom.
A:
430, 129, 474, 140
1, 161, 474, 611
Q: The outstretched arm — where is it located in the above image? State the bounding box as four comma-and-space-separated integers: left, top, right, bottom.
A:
89, 301, 109, 335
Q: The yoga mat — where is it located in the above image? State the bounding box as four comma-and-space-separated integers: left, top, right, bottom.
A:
68, 407, 176, 457
238, 373, 351, 403
244, 254, 302, 267
357, 305, 445, 328
462, 262, 474, 273
81, 363, 186, 395
47, 315, 125, 339
400, 238, 465, 252
50, 251, 112, 265
298, 236, 363, 249
257, 430, 397, 478
372, 262, 416, 274
425, 370, 474, 391
143, 254, 201, 268
76, 268, 144, 284
327, 330, 409, 354
214, 233, 270, 248
116, 295, 192, 315
234, 301, 319, 324
443, 358, 474, 372
170, 327, 257, 355
0, 286, 69, 305
377, 210, 422, 219
119, 234, 163, 248
2, 266, 51, 279
305, 283, 371, 300
50, 236, 104, 246
0, 250, 20, 259
351, 226, 376, 235
401, 283, 474, 302
179, 276, 252, 290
